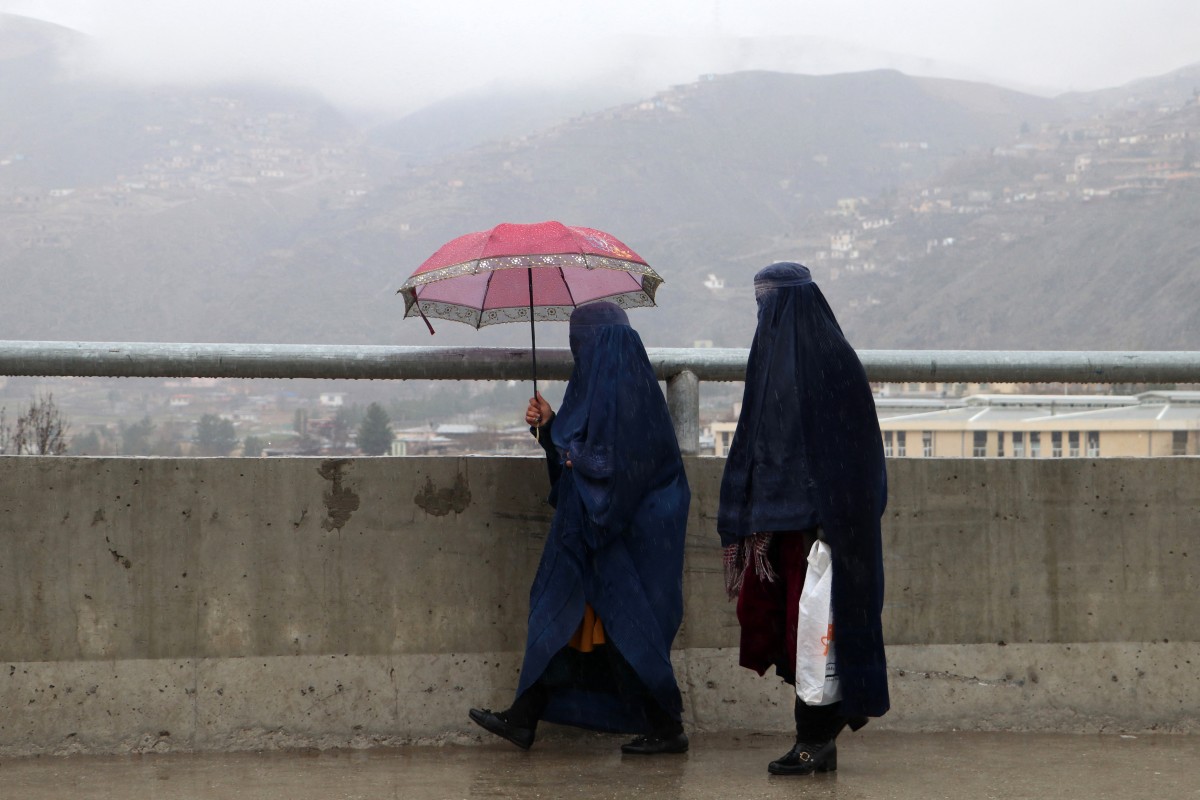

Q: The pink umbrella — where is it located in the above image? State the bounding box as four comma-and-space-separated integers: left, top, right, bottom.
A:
399, 221, 664, 394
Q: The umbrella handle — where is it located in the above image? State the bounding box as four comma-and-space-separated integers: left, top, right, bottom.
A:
529, 267, 538, 441
528, 267, 538, 396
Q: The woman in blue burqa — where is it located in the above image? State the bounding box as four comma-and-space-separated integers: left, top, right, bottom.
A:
469, 301, 692, 755
718, 262, 889, 775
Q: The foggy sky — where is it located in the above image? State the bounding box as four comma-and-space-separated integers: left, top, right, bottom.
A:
3, 0, 1199, 114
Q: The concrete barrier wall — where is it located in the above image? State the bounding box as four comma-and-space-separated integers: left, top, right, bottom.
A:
0, 455, 1197, 755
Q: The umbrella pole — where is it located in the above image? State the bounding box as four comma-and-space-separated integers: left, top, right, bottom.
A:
528, 268, 539, 440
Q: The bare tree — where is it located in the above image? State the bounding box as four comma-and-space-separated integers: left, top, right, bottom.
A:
0, 407, 10, 454
11, 394, 70, 455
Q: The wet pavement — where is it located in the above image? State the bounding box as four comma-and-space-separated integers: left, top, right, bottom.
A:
1, 731, 1197, 800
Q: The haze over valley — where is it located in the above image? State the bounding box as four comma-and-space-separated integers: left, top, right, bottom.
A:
4, 13, 1198, 355
2, 9, 1199, 456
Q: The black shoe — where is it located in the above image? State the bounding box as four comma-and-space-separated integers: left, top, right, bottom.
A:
768, 740, 837, 775
620, 731, 689, 755
468, 708, 535, 750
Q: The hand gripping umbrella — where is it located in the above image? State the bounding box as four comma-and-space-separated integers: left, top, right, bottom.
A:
398, 220, 663, 399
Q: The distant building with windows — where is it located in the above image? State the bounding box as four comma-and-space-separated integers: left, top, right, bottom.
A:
876, 392, 1200, 458
708, 392, 1200, 458
711, 421, 736, 457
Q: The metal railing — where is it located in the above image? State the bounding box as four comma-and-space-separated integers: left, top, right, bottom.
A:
3, 340, 1199, 454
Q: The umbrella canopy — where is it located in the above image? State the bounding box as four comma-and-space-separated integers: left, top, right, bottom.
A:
398, 221, 663, 329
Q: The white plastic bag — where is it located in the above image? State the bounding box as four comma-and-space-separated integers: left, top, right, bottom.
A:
795, 540, 841, 705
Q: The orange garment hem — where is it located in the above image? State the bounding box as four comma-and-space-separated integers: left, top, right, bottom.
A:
568, 603, 606, 652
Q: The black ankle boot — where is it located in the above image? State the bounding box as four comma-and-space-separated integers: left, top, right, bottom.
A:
768, 739, 837, 775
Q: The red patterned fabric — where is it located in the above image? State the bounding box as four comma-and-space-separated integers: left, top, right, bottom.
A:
735, 529, 818, 684
412, 221, 647, 276
398, 221, 663, 331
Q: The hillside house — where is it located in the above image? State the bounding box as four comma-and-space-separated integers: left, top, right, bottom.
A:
831, 231, 855, 253
836, 198, 861, 215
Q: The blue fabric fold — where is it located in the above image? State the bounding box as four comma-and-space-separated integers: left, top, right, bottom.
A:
717, 262, 890, 719
517, 302, 691, 733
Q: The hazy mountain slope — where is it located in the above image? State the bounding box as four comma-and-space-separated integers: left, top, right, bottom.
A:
368, 82, 647, 164
297, 70, 1071, 346
810, 98, 1200, 350
2, 13, 1195, 353
1065, 62, 1200, 111
0, 15, 151, 186
833, 185, 1200, 350
1, 15, 361, 190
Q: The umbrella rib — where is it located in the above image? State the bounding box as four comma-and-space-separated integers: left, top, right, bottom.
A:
478, 263, 500, 329
473, 224, 507, 329
560, 264, 576, 309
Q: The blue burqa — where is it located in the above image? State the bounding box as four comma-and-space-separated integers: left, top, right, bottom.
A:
717, 263, 890, 719
517, 302, 691, 733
